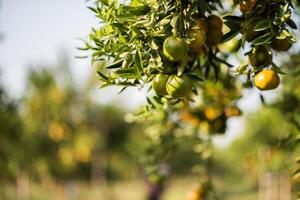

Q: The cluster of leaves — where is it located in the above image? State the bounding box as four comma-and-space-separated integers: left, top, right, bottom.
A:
0, 87, 23, 180
84, 0, 298, 112
83, 0, 235, 100
227, 0, 298, 76
0, 60, 137, 182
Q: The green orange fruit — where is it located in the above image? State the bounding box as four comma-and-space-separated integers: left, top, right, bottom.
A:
249, 46, 272, 67
207, 15, 223, 30
206, 30, 223, 46
166, 75, 193, 98
271, 38, 292, 52
152, 74, 169, 96
163, 36, 188, 62
188, 29, 206, 52
194, 18, 208, 33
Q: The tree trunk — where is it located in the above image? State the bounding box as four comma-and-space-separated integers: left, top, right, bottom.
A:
146, 182, 164, 200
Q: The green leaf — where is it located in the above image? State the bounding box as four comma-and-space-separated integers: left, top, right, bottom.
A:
186, 73, 204, 82
224, 21, 242, 31
220, 31, 239, 43
116, 67, 136, 74
170, 15, 179, 28
106, 59, 123, 69
117, 81, 136, 86
223, 15, 244, 22
271, 62, 287, 75
146, 96, 162, 110
111, 23, 128, 31
88, 6, 98, 14
97, 71, 109, 80
198, 0, 211, 13
293, 169, 300, 181
118, 87, 127, 94
252, 33, 273, 45
115, 67, 138, 79
134, 49, 143, 76
287, 19, 297, 29
254, 20, 270, 32
125, 6, 151, 16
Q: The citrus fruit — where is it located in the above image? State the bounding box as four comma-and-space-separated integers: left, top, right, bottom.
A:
152, 74, 169, 96
254, 69, 280, 90
166, 75, 193, 98
249, 46, 272, 67
163, 36, 188, 62
271, 38, 292, 52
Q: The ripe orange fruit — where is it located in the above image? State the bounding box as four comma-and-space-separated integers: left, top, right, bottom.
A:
204, 107, 222, 121
239, 0, 257, 13
224, 106, 242, 117
271, 38, 292, 52
249, 46, 272, 67
163, 36, 188, 62
152, 74, 169, 96
254, 69, 280, 90
186, 188, 204, 200
181, 110, 200, 126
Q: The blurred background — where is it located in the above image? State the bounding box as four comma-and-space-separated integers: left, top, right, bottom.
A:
0, 0, 299, 200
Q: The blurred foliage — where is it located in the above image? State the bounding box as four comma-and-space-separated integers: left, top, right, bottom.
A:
213, 53, 300, 199
0, 86, 23, 180
0, 58, 139, 183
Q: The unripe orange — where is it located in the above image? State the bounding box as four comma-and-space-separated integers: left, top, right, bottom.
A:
163, 36, 188, 62
207, 15, 223, 30
271, 38, 292, 52
249, 46, 272, 67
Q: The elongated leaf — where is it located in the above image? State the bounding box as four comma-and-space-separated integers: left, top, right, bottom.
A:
254, 20, 270, 32
252, 33, 273, 45
287, 19, 297, 29
223, 15, 244, 22
134, 49, 143, 76
116, 67, 136, 74
198, 0, 211, 13
224, 21, 242, 31
88, 6, 98, 14
106, 59, 123, 69
118, 86, 127, 94
124, 6, 151, 16
97, 71, 108, 80
259, 94, 265, 105
186, 73, 204, 82
117, 82, 136, 86
271, 62, 287, 75
220, 31, 239, 43
146, 97, 162, 110
293, 169, 300, 180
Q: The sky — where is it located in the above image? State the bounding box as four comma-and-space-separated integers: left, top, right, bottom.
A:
0, 0, 283, 147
